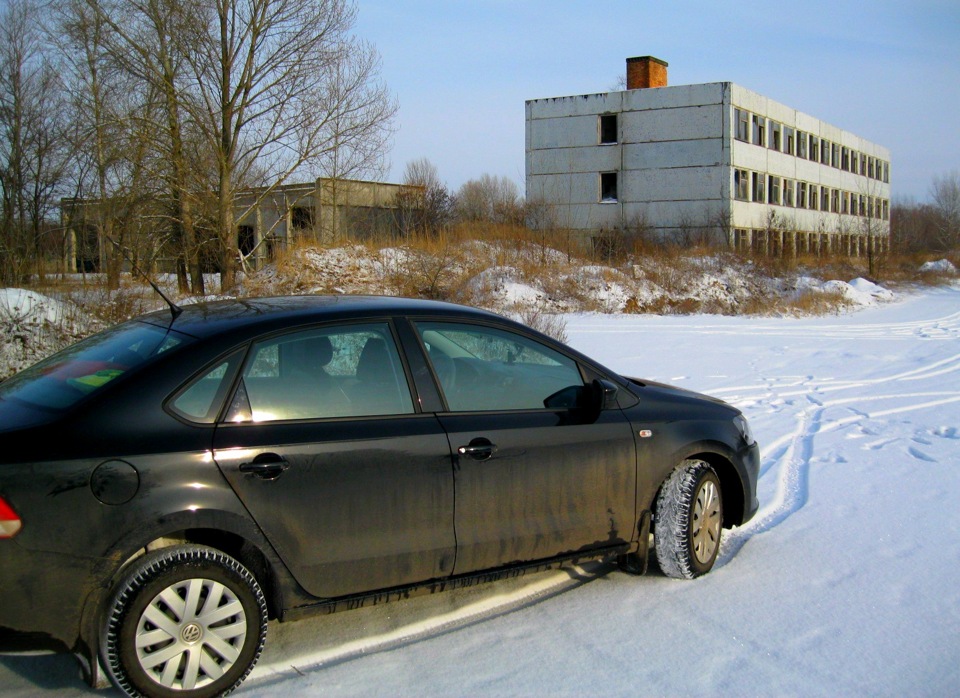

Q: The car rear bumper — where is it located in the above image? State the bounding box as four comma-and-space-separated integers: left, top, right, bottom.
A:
0, 542, 101, 651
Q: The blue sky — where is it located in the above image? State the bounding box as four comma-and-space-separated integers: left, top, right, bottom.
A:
355, 0, 959, 201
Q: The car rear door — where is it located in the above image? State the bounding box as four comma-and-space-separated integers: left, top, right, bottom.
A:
210, 321, 456, 599
412, 321, 637, 575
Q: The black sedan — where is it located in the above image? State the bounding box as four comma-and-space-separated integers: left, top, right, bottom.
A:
0, 295, 759, 697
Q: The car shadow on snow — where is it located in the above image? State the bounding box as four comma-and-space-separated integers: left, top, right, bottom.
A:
0, 650, 102, 694
243, 561, 620, 692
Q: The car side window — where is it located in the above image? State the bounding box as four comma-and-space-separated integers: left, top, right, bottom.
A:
224, 323, 414, 423
415, 322, 584, 412
168, 350, 243, 424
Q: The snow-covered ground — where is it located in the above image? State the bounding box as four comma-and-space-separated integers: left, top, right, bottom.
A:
2, 284, 959, 696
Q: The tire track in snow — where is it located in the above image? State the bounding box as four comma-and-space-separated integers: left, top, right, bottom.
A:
711, 304, 960, 565
711, 353, 960, 409
718, 389, 960, 567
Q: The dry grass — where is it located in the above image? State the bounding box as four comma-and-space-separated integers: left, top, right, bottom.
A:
28, 277, 165, 327
246, 227, 960, 321
739, 289, 853, 316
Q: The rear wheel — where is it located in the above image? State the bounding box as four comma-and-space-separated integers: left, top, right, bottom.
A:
654, 459, 723, 579
101, 545, 268, 698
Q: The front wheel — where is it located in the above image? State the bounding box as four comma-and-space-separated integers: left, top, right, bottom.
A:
654, 459, 723, 579
101, 545, 268, 698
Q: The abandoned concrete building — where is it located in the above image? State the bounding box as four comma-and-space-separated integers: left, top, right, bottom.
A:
230, 178, 414, 268
62, 177, 415, 273
525, 56, 891, 256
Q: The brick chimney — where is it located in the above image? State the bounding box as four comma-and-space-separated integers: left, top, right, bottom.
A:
626, 56, 668, 89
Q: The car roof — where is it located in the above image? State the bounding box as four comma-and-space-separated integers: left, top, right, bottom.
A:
138, 295, 506, 339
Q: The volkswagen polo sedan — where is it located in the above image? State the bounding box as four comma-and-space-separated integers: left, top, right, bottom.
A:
0, 295, 759, 697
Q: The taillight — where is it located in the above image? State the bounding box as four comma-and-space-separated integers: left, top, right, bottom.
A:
0, 495, 22, 538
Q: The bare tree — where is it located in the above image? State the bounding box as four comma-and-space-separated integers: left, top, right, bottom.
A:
852, 177, 891, 275
56, 0, 155, 288
394, 157, 451, 236
0, 0, 71, 284
930, 170, 960, 249
86, 0, 208, 294
890, 196, 939, 253
177, 0, 397, 288
315, 37, 396, 242
455, 174, 522, 225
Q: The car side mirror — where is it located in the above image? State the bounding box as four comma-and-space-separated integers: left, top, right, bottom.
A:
594, 378, 619, 410
578, 378, 619, 423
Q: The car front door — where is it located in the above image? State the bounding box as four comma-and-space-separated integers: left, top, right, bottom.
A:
210, 321, 455, 598
413, 321, 637, 575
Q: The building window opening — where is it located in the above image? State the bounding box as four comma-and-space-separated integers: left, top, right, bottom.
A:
770, 121, 782, 151
784, 126, 795, 156
733, 170, 750, 201
265, 233, 281, 261
291, 206, 313, 231
752, 172, 765, 202
735, 169, 749, 201
783, 179, 795, 207
238, 225, 255, 258
798, 131, 807, 159
600, 172, 618, 202
768, 175, 781, 205
810, 136, 819, 162
752, 115, 766, 146
599, 114, 618, 144
734, 229, 751, 251
735, 108, 750, 141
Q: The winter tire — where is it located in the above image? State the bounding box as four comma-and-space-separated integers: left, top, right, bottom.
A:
101, 545, 268, 698
654, 459, 723, 579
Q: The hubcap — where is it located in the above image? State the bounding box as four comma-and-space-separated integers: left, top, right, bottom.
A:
134, 578, 247, 691
692, 479, 722, 564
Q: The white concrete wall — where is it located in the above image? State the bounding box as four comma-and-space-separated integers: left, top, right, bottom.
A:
526, 82, 729, 235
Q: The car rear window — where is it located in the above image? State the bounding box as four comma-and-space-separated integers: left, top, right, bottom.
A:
0, 321, 192, 412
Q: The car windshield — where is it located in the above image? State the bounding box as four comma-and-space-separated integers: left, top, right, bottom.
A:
0, 320, 192, 412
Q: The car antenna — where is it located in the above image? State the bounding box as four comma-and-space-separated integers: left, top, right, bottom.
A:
104, 234, 183, 321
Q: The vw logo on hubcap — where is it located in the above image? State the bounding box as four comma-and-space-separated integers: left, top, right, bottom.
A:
180, 623, 203, 644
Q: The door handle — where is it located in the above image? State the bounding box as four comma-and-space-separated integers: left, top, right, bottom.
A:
238, 453, 289, 480
457, 439, 498, 461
